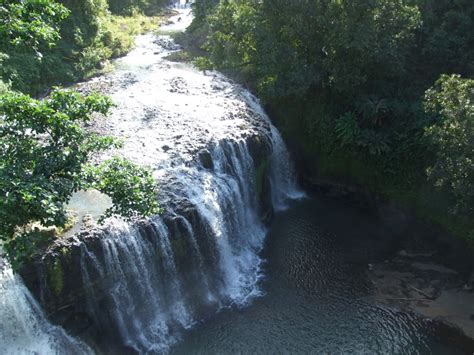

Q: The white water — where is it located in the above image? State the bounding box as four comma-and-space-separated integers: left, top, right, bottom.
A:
0, 2, 304, 353
0, 262, 92, 354
77, 131, 298, 352
241, 91, 306, 211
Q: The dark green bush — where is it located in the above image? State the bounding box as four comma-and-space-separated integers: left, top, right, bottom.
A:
190, 0, 474, 242
0, 89, 160, 268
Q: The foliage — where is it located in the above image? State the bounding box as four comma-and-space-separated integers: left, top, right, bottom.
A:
0, 88, 160, 267
0, 89, 113, 238
356, 129, 391, 157
191, 0, 423, 160
424, 74, 474, 214
335, 112, 360, 147
0, 0, 69, 93
189, 0, 219, 30
0, 0, 166, 95
0, 0, 69, 50
416, 0, 474, 80
85, 157, 161, 221
190, 0, 474, 243
193, 56, 214, 71
205, 0, 259, 70
335, 111, 390, 156
108, 0, 166, 15
196, 0, 420, 98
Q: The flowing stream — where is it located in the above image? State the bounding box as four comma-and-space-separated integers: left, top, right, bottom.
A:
1, 2, 304, 353
0, 2, 467, 355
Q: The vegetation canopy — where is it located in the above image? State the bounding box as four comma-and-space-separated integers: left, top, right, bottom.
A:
424, 75, 474, 216
0, 0, 167, 95
189, 0, 474, 245
0, 89, 160, 268
0, 0, 166, 268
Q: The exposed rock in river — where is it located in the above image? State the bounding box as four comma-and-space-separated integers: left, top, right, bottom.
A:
368, 249, 474, 351
300, 179, 474, 351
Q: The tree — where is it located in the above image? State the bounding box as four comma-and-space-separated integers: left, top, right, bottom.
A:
191, 0, 474, 243
0, 0, 69, 51
416, 0, 474, 80
0, 0, 69, 91
108, 0, 167, 15
203, 0, 260, 69
0, 88, 160, 268
197, 0, 420, 99
424, 74, 474, 214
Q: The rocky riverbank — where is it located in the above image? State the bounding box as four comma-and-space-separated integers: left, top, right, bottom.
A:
369, 250, 474, 352
368, 249, 474, 352
301, 178, 474, 352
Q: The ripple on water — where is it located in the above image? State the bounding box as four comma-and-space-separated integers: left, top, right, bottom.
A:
171, 197, 463, 354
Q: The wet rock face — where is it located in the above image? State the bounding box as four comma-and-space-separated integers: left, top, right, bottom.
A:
247, 134, 272, 168
17, 7, 303, 351
198, 149, 214, 170
20, 229, 104, 329
19, 129, 275, 350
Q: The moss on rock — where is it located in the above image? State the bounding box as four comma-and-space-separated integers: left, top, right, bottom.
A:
48, 259, 64, 297
170, 236, 187, 259
255, 159, 269, 196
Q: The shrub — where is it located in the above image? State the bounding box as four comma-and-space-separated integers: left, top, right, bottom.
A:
424, 74, 474, 214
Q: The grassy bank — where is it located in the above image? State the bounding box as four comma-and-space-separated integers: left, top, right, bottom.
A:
81, 11, 166, 76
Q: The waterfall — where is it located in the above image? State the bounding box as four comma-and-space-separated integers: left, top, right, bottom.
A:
0, 4, 304, 353
76, 131, 300, 352
0, 262, 92, 355
0, 61, 303, 355
0, 88, 302, 355
241, 91, 307, 211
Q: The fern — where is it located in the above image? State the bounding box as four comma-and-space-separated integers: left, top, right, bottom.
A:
335, 111, 360, 147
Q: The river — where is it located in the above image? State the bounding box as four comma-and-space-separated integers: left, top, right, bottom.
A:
172, 195, 460, 354
0, 2, 469, 354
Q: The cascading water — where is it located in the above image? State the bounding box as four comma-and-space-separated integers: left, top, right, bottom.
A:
0, 261, 92, 354
77, 132, 300, 352
0, 3, 303, 354
241, 91, 306, 211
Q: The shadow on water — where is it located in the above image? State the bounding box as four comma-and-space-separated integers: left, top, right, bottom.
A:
172, 193, 465, 354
